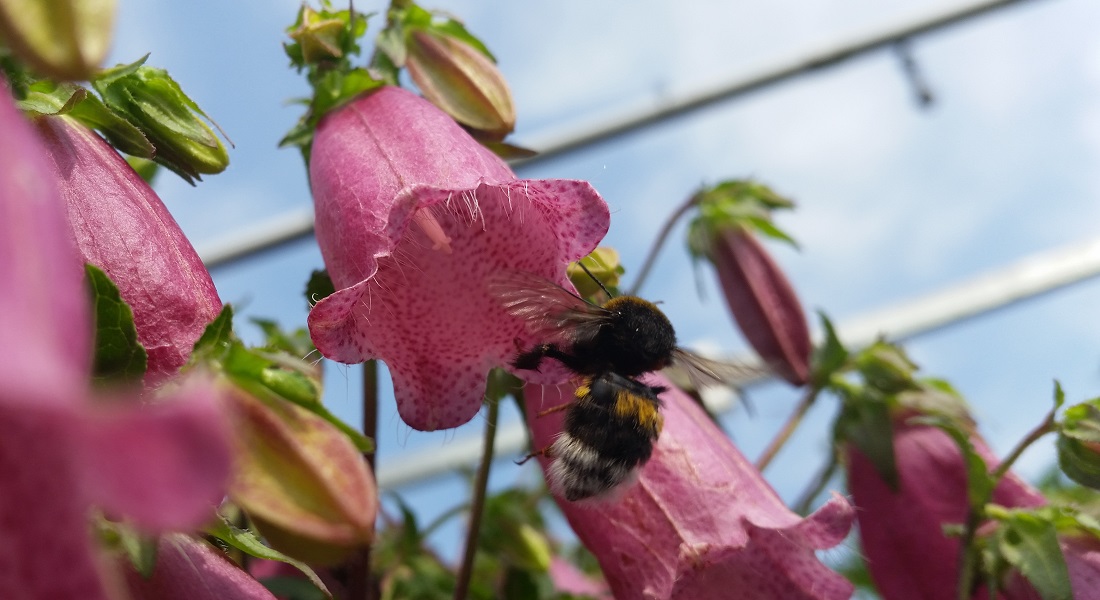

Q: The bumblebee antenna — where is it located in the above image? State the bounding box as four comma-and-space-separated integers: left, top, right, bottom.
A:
577, 261, 615, 298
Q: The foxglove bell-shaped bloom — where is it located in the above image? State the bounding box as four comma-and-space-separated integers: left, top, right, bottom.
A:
32, 114, 223, 386
525, 375, 855, 600
308, 86, 609, 431
0, 86, 231, 600
847, 418, 1047, 599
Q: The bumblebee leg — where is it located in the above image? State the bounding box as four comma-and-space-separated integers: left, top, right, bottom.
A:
513, 343, 552, 371
535, 402, 574, 417
515, 444, 553, 465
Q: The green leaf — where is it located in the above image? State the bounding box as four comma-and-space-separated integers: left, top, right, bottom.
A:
990, 509, 1072, 600
17, 80, 155, 159
305, 269, 336, 306
1057, 434, 1100, 490
1053, 381, 1067, 411
251, 318, 316, 358
260, 577, 328, 600
207, 518, 331, 598
118, 530, 158, 578
811, 312, 849, 386
84, 264, 147, 384
836, 395, 898, 489
191, 304, 235, 363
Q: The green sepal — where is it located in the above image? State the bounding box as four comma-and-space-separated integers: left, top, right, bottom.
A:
17, 80, 155, 159
96, 518, 157, 578
687, 179, 798, 259
385, 3, 495, 62
1057, 398, 1100, 490
124, 156, 159, 184
251, 318, 316, 360
854, 340, 919, 395
189, 306, 373, 453
207, 517, 331, 598
986, 506, 1073, 600
835, 390, 899, 490
91, 55, 230, 184
811, 312, 848, 386
84, 264, 147, 384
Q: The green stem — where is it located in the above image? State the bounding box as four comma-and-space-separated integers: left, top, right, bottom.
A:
454, 399, 499, 600
628, 193, 699, 296
346, 360, 379, 600
956, 408, 1056, 600
756, 385, 821, 471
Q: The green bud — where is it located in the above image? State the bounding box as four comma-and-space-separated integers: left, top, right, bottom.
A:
0, 0, 115, 81
405, 29, 515, 140
286, 6, 347, 65
854, 341, 919, 395
92, 56, 229, 183
1058, 399, 1100, 490
568, 247, 623, 300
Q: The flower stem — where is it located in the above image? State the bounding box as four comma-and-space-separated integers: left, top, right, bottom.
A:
454, 398, 499, 600
991, 409, 1056, 483
346, 360, 379, 600
956, 407, 1056, 600
628, 193, 699, 296
756, 385, 821, 471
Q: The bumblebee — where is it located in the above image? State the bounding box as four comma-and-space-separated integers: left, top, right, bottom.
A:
491, 269, 730, 501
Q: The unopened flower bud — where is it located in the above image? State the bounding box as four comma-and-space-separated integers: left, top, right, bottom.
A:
286, 6, 346, 65
225, 387, 376, 565
0, 0, 115, 80
405, 29, 515, 140
567, 247, 623, 299
689, 190, 810, 385
92, 58, 229, 182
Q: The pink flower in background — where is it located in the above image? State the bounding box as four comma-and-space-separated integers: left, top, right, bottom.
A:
0, 87, 231, 600
847, 418, 1046, 600
33, 114, 223, 387
525, 374, 855, 600
307, 86, 609, 431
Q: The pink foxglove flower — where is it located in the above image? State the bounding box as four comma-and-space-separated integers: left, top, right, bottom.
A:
525, 374, 855, 600
33, 114, 223, 386
0, 85, 231, 600
847, 418, 1046, 599
124, 534, 277, 600
308, 86, 609, 431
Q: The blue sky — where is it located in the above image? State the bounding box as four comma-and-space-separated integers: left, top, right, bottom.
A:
110, 0, 1100, 563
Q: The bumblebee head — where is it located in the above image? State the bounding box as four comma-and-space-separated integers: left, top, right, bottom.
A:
602, 296, 677, 375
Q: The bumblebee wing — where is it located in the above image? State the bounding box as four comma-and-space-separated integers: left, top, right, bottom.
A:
666, 348, 772, 391
488, 270, 610, 345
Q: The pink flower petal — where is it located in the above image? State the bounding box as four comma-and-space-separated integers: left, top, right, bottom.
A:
0, 404, 118, 600
308, 87, 609, 430
125, 534, 278, 600
77, 376, 232, 531
848, 420, 1046, 600
0, 82, 90, 394
33, 115, 223, 386
548, 556, 611, 599
526, 374, 854, 599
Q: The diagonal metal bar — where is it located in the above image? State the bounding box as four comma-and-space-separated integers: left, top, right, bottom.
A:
375, 235, 1100, 488
196, 0, 1047, 270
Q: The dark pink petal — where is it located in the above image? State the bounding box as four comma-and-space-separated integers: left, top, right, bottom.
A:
711, 229, 811, 386
848, 421, 1046, 600
0, 83, 90, 394
0, 404, 119, 600
1063, 535, 1100, 597
125, 534, 278, 600
526, 374, 854, 599
308, 87, 608, 430
33, 115, 222, 386
77, 376, 232, 531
